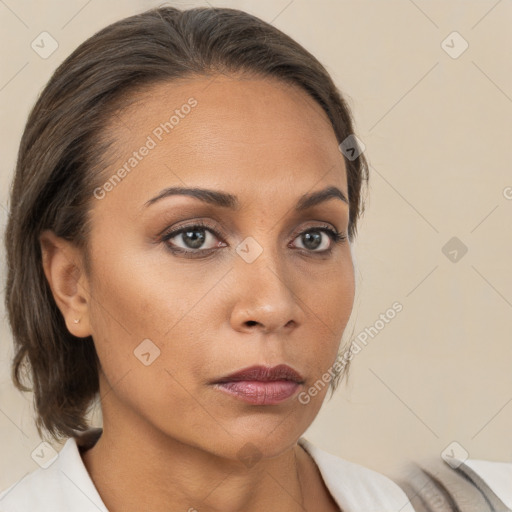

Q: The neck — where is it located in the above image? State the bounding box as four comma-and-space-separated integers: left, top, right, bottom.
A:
81, 420, 314, 512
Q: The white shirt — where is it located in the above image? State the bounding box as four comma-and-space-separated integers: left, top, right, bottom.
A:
0, 433, 415, 512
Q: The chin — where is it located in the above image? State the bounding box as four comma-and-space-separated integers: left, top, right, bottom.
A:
212, 412, 313, 461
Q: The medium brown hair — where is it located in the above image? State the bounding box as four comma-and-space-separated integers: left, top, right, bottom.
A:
4, 5, 369, 443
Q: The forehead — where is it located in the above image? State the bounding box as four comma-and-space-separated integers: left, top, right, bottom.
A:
96, 74, 347, 211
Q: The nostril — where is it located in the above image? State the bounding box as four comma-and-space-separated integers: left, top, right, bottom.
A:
246, 320, 258, 327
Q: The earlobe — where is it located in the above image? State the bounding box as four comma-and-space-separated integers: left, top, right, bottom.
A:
39, 229, 91, 338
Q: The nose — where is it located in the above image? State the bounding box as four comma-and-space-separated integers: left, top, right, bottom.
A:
229, 240, 304, 335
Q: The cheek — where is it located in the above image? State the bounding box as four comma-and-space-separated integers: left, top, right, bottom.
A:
294, 265, 354, 408
86, 247, 215, 437
87, 226, 194, 337
85, 236, 220, 396
304, 256, 355, 350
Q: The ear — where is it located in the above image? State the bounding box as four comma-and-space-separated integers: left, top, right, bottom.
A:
39, 229, 92, 338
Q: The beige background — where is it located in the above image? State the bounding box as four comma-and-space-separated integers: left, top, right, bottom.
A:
1, 0, 511, 490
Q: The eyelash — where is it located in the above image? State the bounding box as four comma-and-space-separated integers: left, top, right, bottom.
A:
160, 220, 347, 258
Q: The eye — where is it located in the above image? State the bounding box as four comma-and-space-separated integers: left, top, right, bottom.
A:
161, 221, 225, 255
291, 226, 346, 253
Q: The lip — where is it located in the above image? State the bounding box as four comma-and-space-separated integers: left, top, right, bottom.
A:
214, 364, 305, 384
211, 364, 305, 405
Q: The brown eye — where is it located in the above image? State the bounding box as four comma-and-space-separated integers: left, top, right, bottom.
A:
292, 227, 346, 253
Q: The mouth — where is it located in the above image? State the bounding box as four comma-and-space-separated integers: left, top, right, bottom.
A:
211, 364, 305, 405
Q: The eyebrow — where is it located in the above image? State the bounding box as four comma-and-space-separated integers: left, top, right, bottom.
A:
143, 185, 348, 211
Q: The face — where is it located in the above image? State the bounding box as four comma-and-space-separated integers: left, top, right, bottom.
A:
81, 74, 355, 460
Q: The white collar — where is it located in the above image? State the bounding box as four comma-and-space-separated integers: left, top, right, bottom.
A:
298, 437, 414, 512
0, 433, 108, 512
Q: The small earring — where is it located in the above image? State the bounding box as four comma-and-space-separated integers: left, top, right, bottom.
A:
73, 318, 81, 324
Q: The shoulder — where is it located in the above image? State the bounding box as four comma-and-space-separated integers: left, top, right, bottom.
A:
398, 456, 512, 512
299, 437, 415, 512
0, 434, 107, 512
457, 458, 512, 510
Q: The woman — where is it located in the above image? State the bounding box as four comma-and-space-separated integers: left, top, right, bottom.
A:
0, 6, 415, 511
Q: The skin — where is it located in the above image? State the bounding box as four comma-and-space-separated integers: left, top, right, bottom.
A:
40, 74, 355, 512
